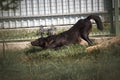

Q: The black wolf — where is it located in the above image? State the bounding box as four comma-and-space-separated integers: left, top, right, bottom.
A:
31, 15, 103, 49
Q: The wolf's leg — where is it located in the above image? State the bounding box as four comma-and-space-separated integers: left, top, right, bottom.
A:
81, 33, 92, 46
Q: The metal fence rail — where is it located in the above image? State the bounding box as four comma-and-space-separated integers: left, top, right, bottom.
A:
0, 23, 111, 42
0, 0, 111, 28
0, 0, 116, 41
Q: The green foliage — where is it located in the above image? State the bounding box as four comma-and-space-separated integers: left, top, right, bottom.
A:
0, 0, 23, 11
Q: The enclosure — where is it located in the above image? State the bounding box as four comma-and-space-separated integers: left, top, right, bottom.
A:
0, 0, 120, 41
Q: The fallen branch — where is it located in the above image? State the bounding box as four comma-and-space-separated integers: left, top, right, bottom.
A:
86, 36, 120, 52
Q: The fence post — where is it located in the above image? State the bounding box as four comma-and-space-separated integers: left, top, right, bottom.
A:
114, 0, 120, 35
1, 23, 6, 58
109, 0, 114, 35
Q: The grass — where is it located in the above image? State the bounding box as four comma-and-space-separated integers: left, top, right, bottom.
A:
0, 50, 29, 80
0, 23, 111, 41
0, 29, 39, 40
0, 42, 120, 80
25, 44, 86, 59
90, 23, 111, 36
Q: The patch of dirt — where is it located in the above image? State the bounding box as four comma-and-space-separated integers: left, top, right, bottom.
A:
86, 36, 120, 52
0, 41, 31, 50
0, 36, 119, 53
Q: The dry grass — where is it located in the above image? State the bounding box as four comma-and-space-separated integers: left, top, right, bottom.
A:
86, 36, 120, 52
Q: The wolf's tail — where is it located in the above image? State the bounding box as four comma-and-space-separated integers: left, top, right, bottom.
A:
86, 15, 103, 30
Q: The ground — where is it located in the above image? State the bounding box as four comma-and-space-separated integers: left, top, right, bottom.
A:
86, 36, 120, 52
0, 36, 120, 80
0, 36, 112, 50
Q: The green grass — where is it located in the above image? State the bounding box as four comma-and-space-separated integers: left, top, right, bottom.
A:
25, 44, 86, 59
0, 50, 29, 80
90, 23, 111, 36
0, 29, 39, 40
0, 23, 111, 41
0, 42, 120, 80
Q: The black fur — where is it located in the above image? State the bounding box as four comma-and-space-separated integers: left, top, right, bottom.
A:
31, 15, 103, 49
